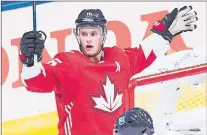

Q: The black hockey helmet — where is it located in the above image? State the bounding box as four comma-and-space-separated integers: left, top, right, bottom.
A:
114, 107, 154, 135
74, 9, 107, 57
75, 9, 107, 34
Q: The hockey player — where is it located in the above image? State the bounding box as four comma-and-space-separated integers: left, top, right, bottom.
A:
19, 6, 198, 135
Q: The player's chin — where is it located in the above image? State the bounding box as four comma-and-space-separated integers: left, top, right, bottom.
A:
83, 49, 97, 56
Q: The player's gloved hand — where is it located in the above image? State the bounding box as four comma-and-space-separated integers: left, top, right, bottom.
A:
20, 31, 47, 67
151, 6, 198, 43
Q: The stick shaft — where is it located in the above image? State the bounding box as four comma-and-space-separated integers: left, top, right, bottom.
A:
33, 1, 36, 31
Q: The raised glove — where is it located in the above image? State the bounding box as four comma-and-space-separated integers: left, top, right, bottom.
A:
151, 6, 198, 43
20, 31, 47, 67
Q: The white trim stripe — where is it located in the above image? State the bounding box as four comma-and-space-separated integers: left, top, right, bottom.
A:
64, 102, 73, 135
64, 121, 68, 135
68, 111, 72, 127
65, 106, 70, 116
67, 105, 71, 110
66, 117, 71, 135
115, 61, 121, 72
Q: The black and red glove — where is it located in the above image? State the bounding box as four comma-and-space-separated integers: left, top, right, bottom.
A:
151, 6, 198, 43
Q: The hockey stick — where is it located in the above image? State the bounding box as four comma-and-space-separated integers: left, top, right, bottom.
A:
33, 1, 36, 31
32, 1, 47, 63
32, 1, 47, 40
32, 1, 47, 38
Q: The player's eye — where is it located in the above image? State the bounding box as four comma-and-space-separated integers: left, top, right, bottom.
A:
81, 32, 87, 36
91, 32, 97, 36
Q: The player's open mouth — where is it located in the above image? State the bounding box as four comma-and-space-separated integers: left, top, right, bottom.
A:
86, 45, 93, 48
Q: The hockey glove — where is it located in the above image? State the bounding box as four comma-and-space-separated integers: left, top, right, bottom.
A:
151, 6, 198, 43
20, 31, 47, 67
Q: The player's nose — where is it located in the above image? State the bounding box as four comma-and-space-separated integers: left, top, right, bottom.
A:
86, 37, 92, 43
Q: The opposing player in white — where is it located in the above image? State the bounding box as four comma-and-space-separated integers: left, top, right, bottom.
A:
114, 5, 205, 135
129, 5, 206, 135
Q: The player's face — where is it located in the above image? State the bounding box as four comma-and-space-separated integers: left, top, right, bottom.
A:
78, 27, 102, 56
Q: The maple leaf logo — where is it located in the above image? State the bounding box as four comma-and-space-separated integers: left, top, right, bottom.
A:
91, 76, 123, 113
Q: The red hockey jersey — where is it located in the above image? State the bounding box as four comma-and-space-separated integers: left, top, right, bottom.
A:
21, 34, 169, 135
